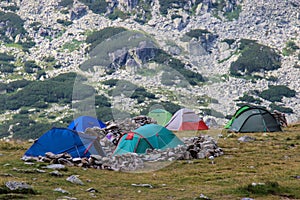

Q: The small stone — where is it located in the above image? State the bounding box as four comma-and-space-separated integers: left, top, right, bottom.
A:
45, 164, 66, 169
54, 187, 70, 194
238, 136, 256, 142
50, 170, 63, 177
66, 175, 84, 185
86, 187, 98, 193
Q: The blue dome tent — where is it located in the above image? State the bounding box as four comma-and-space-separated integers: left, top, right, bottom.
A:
68, 116, 106, 132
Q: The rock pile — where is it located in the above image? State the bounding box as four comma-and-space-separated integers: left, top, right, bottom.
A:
22, 134, 223, 171
182, 135, 224, 159
85, 116, 157, 146
117, 115, 157, 132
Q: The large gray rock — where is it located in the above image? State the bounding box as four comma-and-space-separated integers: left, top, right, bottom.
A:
5, 181, 34, 193
66, 175, 84, 185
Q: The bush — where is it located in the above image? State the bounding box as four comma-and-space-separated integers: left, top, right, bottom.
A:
58, 0, 74, 7
57, 19, 73, 26
0, 11, 26, 42
237, 181, 291, 196
85, 27, 127, 51
185, 29, 211, 39
159, 0, 186, 15
282, 40, 299, 56
78, 0, 108, 15
0, 53, 15, 62
230, 39, 281, 76
259, 85, 296, 102
237, 94, 262, 104
270, 103, 293, 113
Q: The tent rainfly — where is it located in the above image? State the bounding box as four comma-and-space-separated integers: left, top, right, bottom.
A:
24, 128, 106, 158
224, 105, 282, 133
147, 109, 172, 126
165, 108, 208, 131
68, 116, 106, 132
113, 124, 184, 156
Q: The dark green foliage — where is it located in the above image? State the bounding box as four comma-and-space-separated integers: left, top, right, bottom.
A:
200, 108, 224, 118
29, 21, 42, 31
102, 79, 119, 87
95, 95, 111, 107
0, 52, 14, 62
237, 94, 262, 104
0, 11, 26, 43
43, 56, 55, 63
0, 73, 87, 111
131, 87, 157, 103
5, 79, 32, 93
159, 0, 186, 15
282, 40, 299, 56
107, 9, 128, 20
237, 181, 293, 197
230, 39, 281, 76
2, 5, 19, 12
104, 79, 156, 103
0, 62, 15, 73
78, 0, 108, 15
266, 76, 278, 82
0, 113, 65, 139
270, 103, 293, 114
185, 29, 211, 39
222, 39, 235, 46
107, 80, 137, 97
85, 27, 127, 51
224, 5, 241, 21
212, 0, 241, 20
20, 40, 36, 51
57, 19, 73, 26
58, 0, 74, 7
171, 14, 182, 20
24, 60, 41, 73
259, 85, 296, 102
96, 107, 131, 122
140, 101, 181, 115
152, 49, 205, 85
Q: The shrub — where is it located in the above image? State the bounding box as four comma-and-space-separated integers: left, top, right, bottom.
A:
58, 0, 74, 7
259, 85, 296, 102
270, 103, 293, 113
230, 39, 281, 76
85, 27, 127, 51
78, 0, 108, 15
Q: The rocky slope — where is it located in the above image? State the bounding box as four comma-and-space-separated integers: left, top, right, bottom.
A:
0, 0, 299, 139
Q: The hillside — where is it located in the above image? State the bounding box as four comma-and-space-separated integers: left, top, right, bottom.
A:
0, 0, 299, 140
0, 125, 299, 199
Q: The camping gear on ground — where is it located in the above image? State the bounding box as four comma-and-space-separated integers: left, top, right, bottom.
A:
147, 109, 172, 126
24, 127, 106, 158
165, 108, 208, 131
224, 105, 282, 132
113, 124, 185, 156
68, 116, 106, 132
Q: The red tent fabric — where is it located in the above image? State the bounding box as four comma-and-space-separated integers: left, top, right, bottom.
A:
166, 108, 208, 131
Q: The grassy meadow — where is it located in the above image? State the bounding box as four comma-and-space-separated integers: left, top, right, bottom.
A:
0, 124, 299, 200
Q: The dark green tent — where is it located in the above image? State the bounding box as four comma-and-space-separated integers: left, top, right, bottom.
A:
225, 105, 282, 133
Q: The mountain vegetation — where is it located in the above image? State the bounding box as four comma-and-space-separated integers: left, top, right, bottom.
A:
230, 39, 281, 77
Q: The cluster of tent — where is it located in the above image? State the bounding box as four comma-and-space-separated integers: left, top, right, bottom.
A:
24, 105, 284, 159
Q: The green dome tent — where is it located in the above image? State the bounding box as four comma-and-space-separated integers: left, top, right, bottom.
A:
113, 124, 184, 156
147, 109, 172, 126
225, 105, 282, 133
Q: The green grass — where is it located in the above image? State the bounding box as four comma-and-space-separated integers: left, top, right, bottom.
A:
0, 124, 299, 199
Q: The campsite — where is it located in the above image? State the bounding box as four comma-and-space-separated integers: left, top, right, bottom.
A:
0, 108, 299, 200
